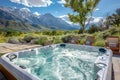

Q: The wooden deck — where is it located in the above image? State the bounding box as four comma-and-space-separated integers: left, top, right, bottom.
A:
0, 64, 17, 80
0, 43, 41, 54
112, 54, 120, 80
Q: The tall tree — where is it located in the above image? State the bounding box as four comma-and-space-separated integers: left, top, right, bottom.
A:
105, 8, 120, 27
64, 0, 100, 33
116, 8, 120, 15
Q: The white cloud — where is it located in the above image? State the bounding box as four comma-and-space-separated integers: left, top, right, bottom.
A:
57, 0, 66, 7
87, 17, 104, 24
59, 15, 72, 24
82, 16, 104, 25
59, 15, 104, 26
59, 15, 68, 18
93, 17, 103, 23
33, 12, 40, 16
57, 0, 66, 4
20, 7, 30, 12
95, 8, 100, 11
59, 15, 69, 21
10, 0, 52, 7
59, 15, 79, 25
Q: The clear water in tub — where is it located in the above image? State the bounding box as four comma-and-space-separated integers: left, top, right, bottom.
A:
12, 45, 103, 80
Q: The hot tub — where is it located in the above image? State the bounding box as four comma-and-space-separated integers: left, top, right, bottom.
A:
0, 44, 112, 80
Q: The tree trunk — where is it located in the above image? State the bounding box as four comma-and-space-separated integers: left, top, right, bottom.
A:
78, 27, 84, 34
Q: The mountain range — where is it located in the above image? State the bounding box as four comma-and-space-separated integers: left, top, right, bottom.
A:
0, 6, 78, 32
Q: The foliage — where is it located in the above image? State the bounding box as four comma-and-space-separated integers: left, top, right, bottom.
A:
73, 30, 79, 34
62, 35, 73, 43
105, 8, 120, 27
52, 30, 64, 35
80, 38, 86, 45
42, 30, 65, 36
63, 30, 72, 35
0, 53, 3, 57
43, 30, 52, 35
95, 40, 105, 47
101, 31, 111, 39
116, 8, 120, 15
23, 34, 37, 43
78, 28, 84, 34
8, 37, 20, 44
109, 27, 119, 35
36, 36, 48, 45
87, 24, 100, 34
0, 29, 24, 37
64, 0, 100, 33
0, 33, 8, 43
53, 37, 63, 44
0, 25, 119, 47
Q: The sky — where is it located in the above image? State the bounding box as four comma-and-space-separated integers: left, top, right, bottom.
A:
0, 0, 120, 20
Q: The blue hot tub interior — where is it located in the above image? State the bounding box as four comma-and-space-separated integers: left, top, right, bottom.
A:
7, 44, 110, 80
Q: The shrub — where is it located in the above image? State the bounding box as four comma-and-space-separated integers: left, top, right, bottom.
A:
73, 30, 79, 34
56, 31, 64, 35
79, 33, 89, 38
95, 40, 105, 47
19, 38, 27, 44
78, 28, 84, 34
64, 31, 72, 35
23, 34, 36, 43
101, 31, 111, 39
36, 37, 48, 45
0, 34, 7, 43
8, 37, 20, 44
29, 39, 39, 44
88, 24, 100, 34
5, 31, 22, 37
62, 35, 73, 43
43, 30, 52, 35
0, 53, 3, 57
109, 27, 118, 35
53, 37, 63, 44
80, 38, 86, 44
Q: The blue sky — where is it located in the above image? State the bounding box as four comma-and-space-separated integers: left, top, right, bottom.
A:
0, 0, 120, 18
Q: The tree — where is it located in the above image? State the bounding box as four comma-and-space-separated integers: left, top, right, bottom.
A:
105, 8, 120, 27
116, 8, 120, 15
64, 0, 100, 33
5, 21, 9, 27
87, 24, 100, 33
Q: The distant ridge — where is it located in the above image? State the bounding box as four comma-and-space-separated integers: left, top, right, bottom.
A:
0, 6, 78, 31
